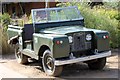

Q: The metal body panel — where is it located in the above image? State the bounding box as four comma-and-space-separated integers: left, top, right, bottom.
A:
55, 51, 111, 66
33, 33, 70, 58
34, 20, 84, 33
40, 26, 110, 52
53, 37, 70, 58
7, 28, 22, 39
94, 32, 110, 52
22, 49, 38, 59
7, 24, 110, 59
40, 26, 107, 35
33, 33, 53, 56
7, 25, 23, 50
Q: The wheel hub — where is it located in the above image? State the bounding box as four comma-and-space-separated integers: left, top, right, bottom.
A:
46, 57, 54, 70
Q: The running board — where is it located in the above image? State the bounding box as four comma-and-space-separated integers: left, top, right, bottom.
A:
22, 49, 38, 60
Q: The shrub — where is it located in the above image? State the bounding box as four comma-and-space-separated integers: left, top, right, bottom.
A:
80, 6, 118, 48
11, 19, 24, 27
57, 2, 119, 48
0, 13, 14, 54
104, 2, 118, 10
1, 13, 11, 31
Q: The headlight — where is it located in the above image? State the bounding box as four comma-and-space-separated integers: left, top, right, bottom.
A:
86, 34, 92, 41
68, 36, 73, 43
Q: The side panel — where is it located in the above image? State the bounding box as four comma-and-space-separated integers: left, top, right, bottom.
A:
33, 34, 53, 56
7, 28, 22, 39
7, 25, 23, 50
33, 33, 70, 58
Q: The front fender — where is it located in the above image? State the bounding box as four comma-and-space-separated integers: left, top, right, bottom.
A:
53, 36, 70, 58
33, 33, 70, 58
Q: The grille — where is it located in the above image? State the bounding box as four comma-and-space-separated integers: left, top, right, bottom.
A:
71, 32, 91, 51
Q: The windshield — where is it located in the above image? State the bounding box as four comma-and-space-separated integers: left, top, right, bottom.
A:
31, 6, 83, 23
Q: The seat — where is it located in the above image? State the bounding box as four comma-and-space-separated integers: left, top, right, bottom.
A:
23, 24, 34, 49
23, 24, 34, 41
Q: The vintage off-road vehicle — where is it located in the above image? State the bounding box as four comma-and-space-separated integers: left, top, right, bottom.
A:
7, 6, 111, 76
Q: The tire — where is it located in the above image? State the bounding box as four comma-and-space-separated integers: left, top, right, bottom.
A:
15, 47, 28, 64
87, 57, 106, 70
42, 50, 63, 76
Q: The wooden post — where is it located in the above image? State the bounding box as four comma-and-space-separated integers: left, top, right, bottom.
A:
45, 0, 49, 8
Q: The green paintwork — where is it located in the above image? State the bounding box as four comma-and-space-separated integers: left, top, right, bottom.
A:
40, 26, 108, 35
7, 25, 110, 59
33, 33, 70, 58
7, 6, 111, 67
7, 26, 23, 50
53, 37, 70, 58
95, 32, 110, 52
40, 26, 110, 52
7, 28, 21, 39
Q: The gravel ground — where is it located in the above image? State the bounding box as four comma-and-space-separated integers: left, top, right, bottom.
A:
0, 49, 119, 79
0, 64, 27, 79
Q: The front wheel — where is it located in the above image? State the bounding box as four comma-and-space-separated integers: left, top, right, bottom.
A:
42, 50, 63, 76
15, 47, 28, 64
87, 57, 106, 70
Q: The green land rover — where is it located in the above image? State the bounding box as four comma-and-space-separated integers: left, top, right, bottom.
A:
7, 6, 111, 76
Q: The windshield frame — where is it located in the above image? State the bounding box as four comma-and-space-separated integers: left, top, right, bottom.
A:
31, 6, 83, 24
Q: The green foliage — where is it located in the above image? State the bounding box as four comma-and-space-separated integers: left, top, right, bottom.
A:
114, 12, 120, 21
11, 19, 24, 27
80, 6, 119, 48
104, 2, 118, 10
57, 2, 119, 48
0, 14, 14, 54
1, 13, 11, 31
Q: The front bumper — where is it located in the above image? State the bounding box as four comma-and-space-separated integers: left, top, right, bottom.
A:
55, 51, 111, 66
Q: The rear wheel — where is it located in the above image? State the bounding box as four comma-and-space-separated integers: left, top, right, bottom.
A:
42, 50, 63, 76
15, 46, 28, 64
87, 57, 106, 70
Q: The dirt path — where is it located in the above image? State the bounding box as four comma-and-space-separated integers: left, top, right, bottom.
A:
0, 49, 118, 79
0, 63, 27, 79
